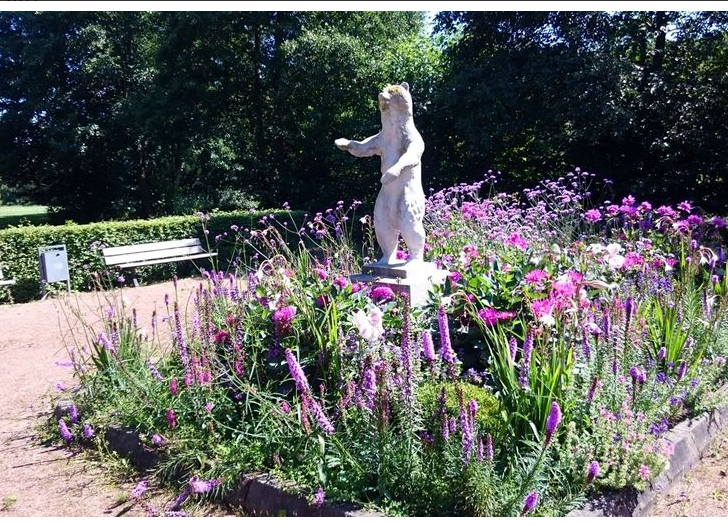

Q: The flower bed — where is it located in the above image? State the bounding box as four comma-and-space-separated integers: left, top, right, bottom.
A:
51, 174, 728, 516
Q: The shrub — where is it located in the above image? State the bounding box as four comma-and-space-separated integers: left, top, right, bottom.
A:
0, 209, 302, 303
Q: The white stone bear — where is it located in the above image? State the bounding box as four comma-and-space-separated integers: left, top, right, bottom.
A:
335, 82, 426, 266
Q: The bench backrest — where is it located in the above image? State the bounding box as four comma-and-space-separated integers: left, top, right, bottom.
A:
102, 238, 207, 266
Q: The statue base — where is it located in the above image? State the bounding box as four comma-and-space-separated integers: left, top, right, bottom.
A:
350, 261, 449, 307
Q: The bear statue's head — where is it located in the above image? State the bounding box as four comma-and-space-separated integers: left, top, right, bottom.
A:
378, 82, 413, 118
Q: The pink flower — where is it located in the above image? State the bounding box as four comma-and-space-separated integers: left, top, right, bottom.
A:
531, 298, 556, 325
524, 269, 549, 288
167, 409, 177, 428
506, 232, 529, 251
315, 268, 329, 280
214, 330, 230, 344
370, 286, 395, 303
638, 464, 651, 480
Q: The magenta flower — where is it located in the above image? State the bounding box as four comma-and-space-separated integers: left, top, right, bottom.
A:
506, 232, 529, 250
170, 377, 178, 396
315, 268, 329, 280
370, 286, 395, 303
272, 305, 297, 330
545, 401, 562, 445
214, 330, 230, 344
677, 200, 692, 213
586, 461, 600, 485
584, 209, 602, 222
333, 275, 348, 288
167, 409, 177, 428
58, 419, 73, 442
521, 490, 539, 516
448, 271, 462, 283
477, 307, 515, 328
524, 269, 549, 286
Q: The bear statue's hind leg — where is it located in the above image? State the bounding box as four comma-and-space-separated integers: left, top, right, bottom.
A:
400, 215, 425, 264
375, 222, 400, 265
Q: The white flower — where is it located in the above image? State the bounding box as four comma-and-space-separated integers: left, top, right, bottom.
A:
539, 313, 556, 326
607, 254, 625, 270
588, 243, 605, 254
605, 243, 623, 256
352, 307, 385, 342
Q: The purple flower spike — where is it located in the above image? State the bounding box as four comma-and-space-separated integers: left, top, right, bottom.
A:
521, 490, 539, 516
58, 419, 73, 442
422, 331, 436, 361
586, 461, 600, 485
677, 361, 688, 380
189, 476, 220, 493
313, 486, 326, 508
131, 480, 149, 499
437, 306, 457, 365
152, 434, 165, 445
69, 404, 79, 424
545, 401, 562, 446
486, 433, 494, 462
83, 424, 95, 439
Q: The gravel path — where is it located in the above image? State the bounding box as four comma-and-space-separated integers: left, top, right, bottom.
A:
0, 279, 203, 517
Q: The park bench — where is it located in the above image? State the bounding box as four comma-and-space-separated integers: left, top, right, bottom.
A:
102, 238, 217, 286
0, 266, 15, 287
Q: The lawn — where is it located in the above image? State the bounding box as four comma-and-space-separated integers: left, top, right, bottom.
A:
0, 205, 49, 229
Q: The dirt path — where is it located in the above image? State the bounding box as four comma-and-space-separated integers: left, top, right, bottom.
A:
648, 424, 728, 517
0, 279, 206, 517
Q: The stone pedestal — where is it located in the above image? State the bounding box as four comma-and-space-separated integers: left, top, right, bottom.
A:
350, 261, 449, 307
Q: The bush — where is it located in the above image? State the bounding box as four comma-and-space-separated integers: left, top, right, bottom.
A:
0, 209, 302, 303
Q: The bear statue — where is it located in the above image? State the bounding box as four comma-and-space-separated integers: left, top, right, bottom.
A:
335, 82, 426, 267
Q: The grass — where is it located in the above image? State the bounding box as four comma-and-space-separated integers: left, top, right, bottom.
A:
0, 205, 49, 229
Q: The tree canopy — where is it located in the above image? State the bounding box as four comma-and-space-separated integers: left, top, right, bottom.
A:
1, 11, 726, 221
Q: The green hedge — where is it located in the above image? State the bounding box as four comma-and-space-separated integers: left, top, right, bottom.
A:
0, 209, 303, 303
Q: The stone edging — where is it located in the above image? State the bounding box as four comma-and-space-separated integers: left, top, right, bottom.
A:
569, 401, 728, 517
51, 410, 384, 517
56, 399, 728, 517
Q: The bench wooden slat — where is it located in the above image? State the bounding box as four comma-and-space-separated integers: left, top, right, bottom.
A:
116, 252, 217, 269
102, 238, 202, 257
104, 245, 208, 266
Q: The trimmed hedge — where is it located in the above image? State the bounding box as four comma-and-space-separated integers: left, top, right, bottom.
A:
0, 209, 303, 303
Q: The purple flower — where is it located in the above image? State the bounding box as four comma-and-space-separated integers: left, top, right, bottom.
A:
519, 329, 534, 389
362, 366, 376, 410
711, 216, 726, 229
170, 489, 190, 510
586, 376, 601, 403
370, 286, 395, 303
509, 337, 518, 361
521, 490, 539, 516
460, 407, 474, 464
486, 433, 494, 462
657, 347, 667, 360
422, 331, 436, 361
164, 511, 188, 517
83, 424, 95, 439
448, 271, 462, 283
152, 434, 165, 445
677, 201, 692, 213
586, 461, 600, 485
477, 307, 515, 328
677, 361, 687, 381
167, 409, 177, 428
69, 404, 79, 424
315, 268, 329, 280
189, 476, 220, 493
334, 275, 348, 288
285, 348, 311, 393
312, 486, 325, 508
131, 480, 149, 499
437, 306, 457, 365
58, 419, 73, 442
170, 377, 178, 396
545, 401, 562, 445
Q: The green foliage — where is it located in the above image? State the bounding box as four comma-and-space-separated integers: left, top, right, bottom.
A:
0, 209, 298, 303
417, 380, 500, 435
